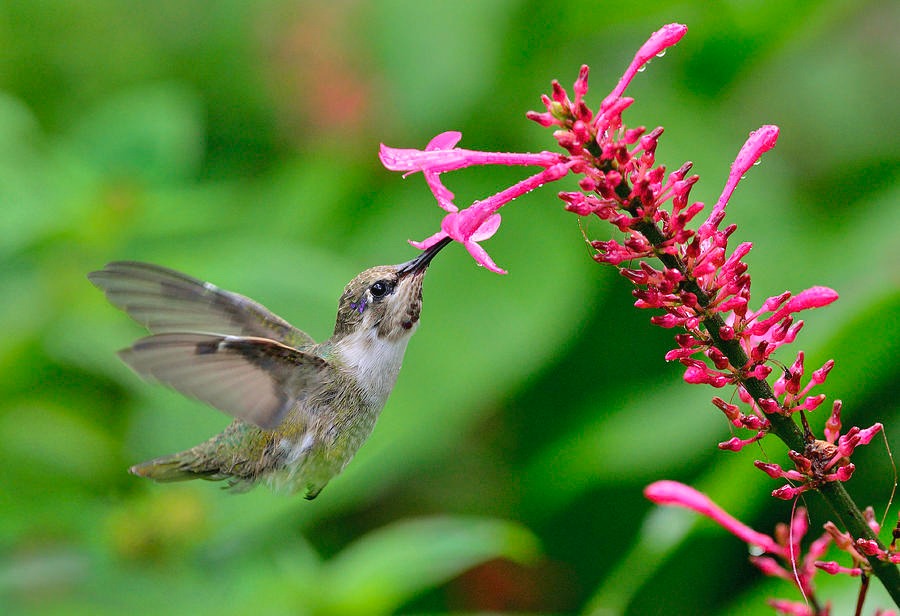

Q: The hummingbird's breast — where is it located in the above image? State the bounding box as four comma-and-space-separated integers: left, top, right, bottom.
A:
333, 326, 414, 405
267, 380, 380, 495
264, 329, 414, 495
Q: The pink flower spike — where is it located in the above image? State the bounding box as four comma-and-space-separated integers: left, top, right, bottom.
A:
644, 480, 783, 554
605, 24, 688, 104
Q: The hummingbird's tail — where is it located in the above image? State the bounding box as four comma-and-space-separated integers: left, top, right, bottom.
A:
130, 421, 266, 491
129, 451, 217, 483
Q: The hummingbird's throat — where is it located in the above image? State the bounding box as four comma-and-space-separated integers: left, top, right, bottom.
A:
377, 277, 423, 339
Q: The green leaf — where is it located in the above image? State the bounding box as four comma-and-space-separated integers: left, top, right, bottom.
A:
319, 516, 540, 615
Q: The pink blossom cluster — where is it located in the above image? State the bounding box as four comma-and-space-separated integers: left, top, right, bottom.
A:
379, 22, 898, 607
755, 398, 883, 500
819, 512, 900, 574
380, 22, 881, 492
646, 481, 898, 616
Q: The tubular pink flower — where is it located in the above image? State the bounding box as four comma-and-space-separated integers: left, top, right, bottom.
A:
772, 484, 810, 500
644, 481, 783, 554
755, 461, 806, 482
836, 423, 883, 458
825, 464, 855, 482
718, 432, 765, 451
382, 130, 575, 273
796, 394, 826, 412
378, 134, 562, 175
824, 522, 855, 550
808, 360, 835, 388
816, 560, 861, 576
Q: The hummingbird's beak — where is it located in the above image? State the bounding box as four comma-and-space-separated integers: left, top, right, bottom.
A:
397, 236, 453, 277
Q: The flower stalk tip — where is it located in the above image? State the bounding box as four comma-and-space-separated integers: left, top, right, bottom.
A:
606, 23, 688, 105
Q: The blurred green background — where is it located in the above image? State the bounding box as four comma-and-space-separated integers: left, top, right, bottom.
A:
1, 1, 897, 614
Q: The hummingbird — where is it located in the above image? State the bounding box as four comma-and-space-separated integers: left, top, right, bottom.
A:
88, 237, 451, 499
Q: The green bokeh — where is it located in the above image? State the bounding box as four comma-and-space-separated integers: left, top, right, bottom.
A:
1, 1, 897, 614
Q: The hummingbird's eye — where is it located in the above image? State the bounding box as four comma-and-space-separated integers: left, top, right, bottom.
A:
369, 280, 393, 300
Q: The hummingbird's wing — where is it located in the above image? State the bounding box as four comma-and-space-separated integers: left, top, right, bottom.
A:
88, 261, 315, 347
119, 333, 331, 429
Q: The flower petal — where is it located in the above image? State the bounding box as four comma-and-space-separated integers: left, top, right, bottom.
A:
470, 213, 501, 242
426, 131, 463, 150
409, 230, 450, 251
424, 171, 458, 212
464, 240, 507, 275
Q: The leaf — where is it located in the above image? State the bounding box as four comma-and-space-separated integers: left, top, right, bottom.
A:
318, 516, 540, 615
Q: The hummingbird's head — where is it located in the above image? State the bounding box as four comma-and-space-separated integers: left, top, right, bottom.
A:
333, 237, 452, 341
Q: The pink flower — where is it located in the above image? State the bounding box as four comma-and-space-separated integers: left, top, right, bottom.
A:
380, 24, 688, 273
756, 398, 882, 499
646, 481, 834, 608
644, 481, 782, 553
379, 132, 571, 274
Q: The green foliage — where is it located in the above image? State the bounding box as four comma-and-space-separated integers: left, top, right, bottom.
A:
0, 1, 896, 614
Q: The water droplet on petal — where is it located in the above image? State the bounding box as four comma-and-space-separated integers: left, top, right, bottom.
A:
656, 50, 667, 58
637, 65, 647, 73
753, 160, 761, 166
